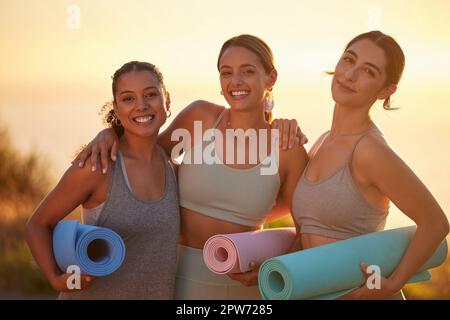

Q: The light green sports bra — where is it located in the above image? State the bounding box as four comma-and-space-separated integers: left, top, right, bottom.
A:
178, 109, 281, 227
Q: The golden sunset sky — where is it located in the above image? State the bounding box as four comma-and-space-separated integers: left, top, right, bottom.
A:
1, 0, 450, 229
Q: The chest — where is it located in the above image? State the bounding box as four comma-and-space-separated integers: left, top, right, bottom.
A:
124, 160, 167, 202
305, 141, 354, 183
103, 184, 180, 240
211, 125, 274, 170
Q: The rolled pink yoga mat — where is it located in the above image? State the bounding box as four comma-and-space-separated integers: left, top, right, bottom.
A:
203, 228, 296, 274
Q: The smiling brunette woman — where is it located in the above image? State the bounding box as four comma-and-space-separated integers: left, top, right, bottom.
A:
290, 31, 449, 300
26, 61, 180, 299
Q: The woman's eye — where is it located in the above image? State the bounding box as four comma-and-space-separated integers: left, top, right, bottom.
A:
364, 68, 375, 77
343, 57, 353, 63
243, 69, 255, 75
145, 93, 158, 98
122, 96, 133, 102
221, 71, 231, 76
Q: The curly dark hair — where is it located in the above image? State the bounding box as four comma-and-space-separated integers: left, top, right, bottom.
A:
100, 61, 166, 136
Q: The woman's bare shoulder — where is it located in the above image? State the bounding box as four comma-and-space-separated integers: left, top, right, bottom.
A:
353, 131, 399, 171
181, 100, 225, 124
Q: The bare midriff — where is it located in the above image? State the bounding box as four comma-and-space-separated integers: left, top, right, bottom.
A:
301, 233, 340, 249
179, 207, 342, 250
288, 233, 340, 252
179, 207, 261, 249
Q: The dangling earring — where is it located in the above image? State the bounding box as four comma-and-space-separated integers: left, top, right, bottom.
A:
114, 117, 122, 126
264, 89, 274, 111
166, 109, 172, 117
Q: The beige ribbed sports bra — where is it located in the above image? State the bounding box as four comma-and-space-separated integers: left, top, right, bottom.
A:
292, 129, 389, 240
178, 109, 281, 227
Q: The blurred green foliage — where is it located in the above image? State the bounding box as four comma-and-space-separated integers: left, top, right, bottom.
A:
0, 124, 56, 298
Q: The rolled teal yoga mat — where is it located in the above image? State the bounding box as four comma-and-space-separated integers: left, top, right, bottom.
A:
258, 226, 448, 300
52, 220, 126, 277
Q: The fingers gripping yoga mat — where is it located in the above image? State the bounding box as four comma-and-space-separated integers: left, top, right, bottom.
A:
258, 226, 448, 300
203, 228, 296, 274
52, 220, 126, 276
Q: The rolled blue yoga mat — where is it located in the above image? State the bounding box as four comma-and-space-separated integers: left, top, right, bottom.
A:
52, 220, 126, 277
258, 226, 448, 300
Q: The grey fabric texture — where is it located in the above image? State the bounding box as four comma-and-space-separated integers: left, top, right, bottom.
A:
60, 146, 179, 299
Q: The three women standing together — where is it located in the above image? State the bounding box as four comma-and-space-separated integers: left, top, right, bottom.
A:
26, 31, 448, 300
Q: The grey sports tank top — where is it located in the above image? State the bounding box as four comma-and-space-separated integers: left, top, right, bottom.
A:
59, 146, 180, 299
292, 130, 389, 240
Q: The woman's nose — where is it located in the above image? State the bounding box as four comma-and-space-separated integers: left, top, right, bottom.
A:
231, 73, 243, 85
136, 96, 149, 110
344, 66, 357, 82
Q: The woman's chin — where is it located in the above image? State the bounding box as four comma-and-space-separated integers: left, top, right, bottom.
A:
229, 101, 258, 113
124, 126, 159, 139
332, 92, 356, 107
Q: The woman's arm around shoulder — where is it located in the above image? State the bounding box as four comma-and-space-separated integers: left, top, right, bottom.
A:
158, 100, 225, 157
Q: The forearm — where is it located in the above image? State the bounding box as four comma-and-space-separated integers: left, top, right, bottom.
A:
389, 223, 448, 290
26, 223, 62, 285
